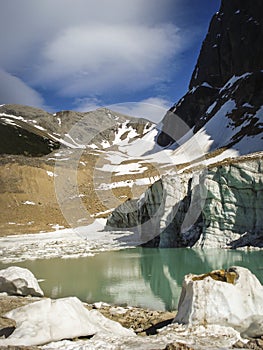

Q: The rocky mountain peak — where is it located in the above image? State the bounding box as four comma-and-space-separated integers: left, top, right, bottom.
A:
190, 0, 263, 89
157, 0, 263, 148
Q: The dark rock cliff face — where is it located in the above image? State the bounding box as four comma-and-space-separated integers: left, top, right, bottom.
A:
158, 0, 263, 146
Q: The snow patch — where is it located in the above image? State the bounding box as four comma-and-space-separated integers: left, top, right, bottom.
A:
194, 67, 199, 80
206, 101, 217, 114
219, 73, 251, 93
201, 82, 213, 88
91, 208, 114, 217
50, 224, 65, 230
23, 201, 36, 205
98, 162, 147, 176
47, 171, 58, 177
34, 124, 46, 131
1, 118, 19, 127
101, 140, 111, 148
88, 143, 98, 149
242, 102, 253, 108
97, 177, 156, 190
39, 323, 243, 350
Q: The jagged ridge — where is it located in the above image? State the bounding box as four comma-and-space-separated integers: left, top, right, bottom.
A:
158, 0, 263, 148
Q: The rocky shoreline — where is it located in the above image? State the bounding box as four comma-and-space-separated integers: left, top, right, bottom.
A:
0, 295, 263, 350
1, 266, 263, 350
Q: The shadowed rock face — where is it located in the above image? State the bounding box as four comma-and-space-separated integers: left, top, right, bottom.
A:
158, 0, 263, 146
0, 122, 60, 156
190, 0, 263, 88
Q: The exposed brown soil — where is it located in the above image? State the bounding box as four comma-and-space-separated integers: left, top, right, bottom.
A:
0, 149, 159, 237
1, 132, 262, 238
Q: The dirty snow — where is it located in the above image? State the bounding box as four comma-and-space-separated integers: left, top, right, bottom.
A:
91, 208, 114, 217
0, 297, 134, 347
39, 323, 244, 350
98, 162, 147, 176
0, 219, 136, 264
97, 177, 157, 190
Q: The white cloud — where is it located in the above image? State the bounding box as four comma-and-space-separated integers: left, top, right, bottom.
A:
0, 69, 45, 108
75, 97, 103, 112
76, 97, 172, 123
0, 0, 191, 107
0, 0, 178, 71
108, 98, 172, 123
34, 23, 181, 96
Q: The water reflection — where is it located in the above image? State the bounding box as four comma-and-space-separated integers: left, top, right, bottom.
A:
0, 248, 262, 311
139, 248, 263, 310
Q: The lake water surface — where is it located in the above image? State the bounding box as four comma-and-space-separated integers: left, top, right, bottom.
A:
1, 247, 262, 311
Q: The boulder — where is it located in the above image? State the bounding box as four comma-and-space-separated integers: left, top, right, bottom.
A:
0, 296, 135, 346
174, 266, 263, 338
0, 266, 44, 297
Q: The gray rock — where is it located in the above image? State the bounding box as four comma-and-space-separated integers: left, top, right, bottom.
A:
0, 266, 44, 297
0, 104, 152, 156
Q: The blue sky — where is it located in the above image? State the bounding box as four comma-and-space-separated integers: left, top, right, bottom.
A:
0, 0, 220, 122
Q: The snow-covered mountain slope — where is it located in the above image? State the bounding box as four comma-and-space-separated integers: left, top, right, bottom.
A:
105, 0, 263, 249
0, 105, 157, 236
0, 93, 261, 237
0, 104, 153, 155
102, 0, 263, 176
0, 0, 262, 243
98, 94, 262, 180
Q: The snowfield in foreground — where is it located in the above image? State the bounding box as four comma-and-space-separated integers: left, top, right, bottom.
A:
0, 219, 138, 264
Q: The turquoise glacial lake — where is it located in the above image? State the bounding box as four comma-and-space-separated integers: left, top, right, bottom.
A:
1, 247, 262, 311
